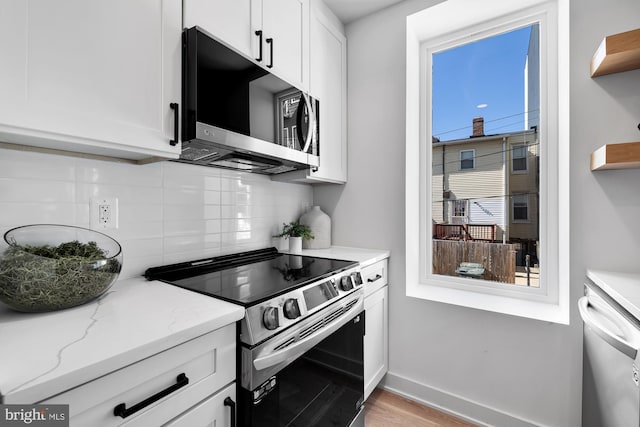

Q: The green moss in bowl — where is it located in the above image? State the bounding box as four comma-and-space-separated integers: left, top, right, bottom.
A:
0, 225, 123, 312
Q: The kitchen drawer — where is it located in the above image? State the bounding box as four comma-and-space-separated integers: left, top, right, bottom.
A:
164, 383, 236, 427
42, 324, 236, 427
362, 259, 388, 297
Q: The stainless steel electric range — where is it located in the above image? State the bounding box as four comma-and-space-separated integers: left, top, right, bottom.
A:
145, 247, 365, 427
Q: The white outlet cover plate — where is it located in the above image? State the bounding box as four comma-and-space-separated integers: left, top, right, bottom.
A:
90, 197, 119, 229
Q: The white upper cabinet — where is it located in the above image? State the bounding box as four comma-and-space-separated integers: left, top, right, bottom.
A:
307, 4, 347, 183
184, 0, 309, 90
274, 0, 347, 184
183, 0, 253, 58
0, 0, 182, 162
256, 0, 310, 90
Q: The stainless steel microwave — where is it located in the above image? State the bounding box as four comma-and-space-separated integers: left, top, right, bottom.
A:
179, 27, 319, 175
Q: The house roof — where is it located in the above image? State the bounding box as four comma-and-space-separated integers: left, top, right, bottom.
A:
432, 128, 537, 148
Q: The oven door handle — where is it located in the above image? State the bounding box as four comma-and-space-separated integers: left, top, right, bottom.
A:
253, 295, 363, 371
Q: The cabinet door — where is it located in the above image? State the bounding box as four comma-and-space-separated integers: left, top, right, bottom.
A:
364, 286, 389, 400
183, 0, 252, 58
308, 9, 347, 183
271, 6, 347, 185
0, 0, 181, 161
164, 383, 236, 427
260, 0, 309, 89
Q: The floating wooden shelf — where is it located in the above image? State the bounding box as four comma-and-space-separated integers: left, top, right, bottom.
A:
591, 141, 640, 171
590, 28, 640, 77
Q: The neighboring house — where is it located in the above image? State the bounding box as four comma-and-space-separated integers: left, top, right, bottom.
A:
432, 117, 539, 263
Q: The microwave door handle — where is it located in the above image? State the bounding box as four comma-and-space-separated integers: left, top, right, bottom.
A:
300, 93, 314, 154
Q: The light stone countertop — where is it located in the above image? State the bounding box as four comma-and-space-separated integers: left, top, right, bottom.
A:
0, 277, 244, 404
586, 270, 640, 321
281, 245, 390, 267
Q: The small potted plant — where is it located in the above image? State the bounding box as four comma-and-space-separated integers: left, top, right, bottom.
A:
275, 221, 314, 254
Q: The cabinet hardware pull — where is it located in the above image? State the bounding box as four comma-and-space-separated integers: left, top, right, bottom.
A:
255, 30, 263, 62
113, 373, 189, 418
224, 396, 237, 427
169, 103, 179, 146
266, 38, 273, 68
367, 274, 382, 283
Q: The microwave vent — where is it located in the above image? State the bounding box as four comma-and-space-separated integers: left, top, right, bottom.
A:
180, 144, 221, 162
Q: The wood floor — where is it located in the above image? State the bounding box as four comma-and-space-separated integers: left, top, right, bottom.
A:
364, 388, 478, 427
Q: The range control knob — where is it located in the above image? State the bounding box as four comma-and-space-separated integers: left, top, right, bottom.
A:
262, 306, 280, 330
283, 298, 301, 320
351, 272, 363, 287
340, 275, 354, 291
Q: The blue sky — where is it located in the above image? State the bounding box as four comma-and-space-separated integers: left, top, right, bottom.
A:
432, 25, 534, 141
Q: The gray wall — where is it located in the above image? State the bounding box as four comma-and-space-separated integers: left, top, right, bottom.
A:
314, 0, 640, 425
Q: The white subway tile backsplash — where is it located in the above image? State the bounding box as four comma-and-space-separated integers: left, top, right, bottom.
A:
0, 149, 76, 181
75, 158, 162, 187
0, 178, 76, 203
163, 219, 221, 236
76, 183, 163, 205
0, 202, 77, 228
0, 148, 313, 278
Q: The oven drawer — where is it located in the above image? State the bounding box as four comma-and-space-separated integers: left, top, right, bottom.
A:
361, 259, 388, 297
164, 383, 236, 427
41, 324, 236, 427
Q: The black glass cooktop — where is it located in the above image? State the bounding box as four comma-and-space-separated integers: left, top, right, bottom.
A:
145, 248, 357, 307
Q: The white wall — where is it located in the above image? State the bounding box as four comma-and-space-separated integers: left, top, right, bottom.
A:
314, 0, 640, 425
0, 149, 313, 279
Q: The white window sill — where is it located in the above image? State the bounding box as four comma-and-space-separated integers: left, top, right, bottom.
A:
406, 281, 569, 324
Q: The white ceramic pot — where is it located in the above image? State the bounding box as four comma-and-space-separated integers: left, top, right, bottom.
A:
289, 236, 302, 254
299, 206, 331, 249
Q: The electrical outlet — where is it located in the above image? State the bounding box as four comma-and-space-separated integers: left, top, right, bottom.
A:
90, 198, 118, 229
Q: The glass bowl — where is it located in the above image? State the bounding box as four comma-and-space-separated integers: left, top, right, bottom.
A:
0, 224, 123, 312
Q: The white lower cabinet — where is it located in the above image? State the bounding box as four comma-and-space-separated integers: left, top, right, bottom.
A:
362, 259, 389, 400
41, 325, 236, 427
164, 383, 236, 427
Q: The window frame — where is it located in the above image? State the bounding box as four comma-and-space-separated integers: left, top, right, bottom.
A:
405, 0, 569, 324
511, 144, 529, 173
512, 194, 530, 222
459, 149, 475, 170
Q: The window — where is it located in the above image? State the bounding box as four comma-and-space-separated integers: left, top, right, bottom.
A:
452, 199, 467, 219
512, 194, 529, 221
460, 150, 475, 170
512, 144, 528, 172
405, 0, 569, 324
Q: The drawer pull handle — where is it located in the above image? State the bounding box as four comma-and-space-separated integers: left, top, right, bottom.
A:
113, 373, 189, 418
368, 274, 383, 283
224, 396, 236, 427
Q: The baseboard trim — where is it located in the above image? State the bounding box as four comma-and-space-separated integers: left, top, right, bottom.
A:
379, 372, 542, 427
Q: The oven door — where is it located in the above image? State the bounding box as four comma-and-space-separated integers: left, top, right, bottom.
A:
239, 295, 364, 427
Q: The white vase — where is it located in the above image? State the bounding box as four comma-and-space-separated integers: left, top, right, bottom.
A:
299, 206, 331, 249
289, 236, 302, 254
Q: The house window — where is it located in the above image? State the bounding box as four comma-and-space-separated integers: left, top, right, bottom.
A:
405, 0, 569, 324
460, 150, 474, 170
512, 194, 529, 221
453, 199, 467, 218
512, 144, 528, 172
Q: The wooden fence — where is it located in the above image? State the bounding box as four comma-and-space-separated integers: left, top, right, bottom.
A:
433, 240, 516, 283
